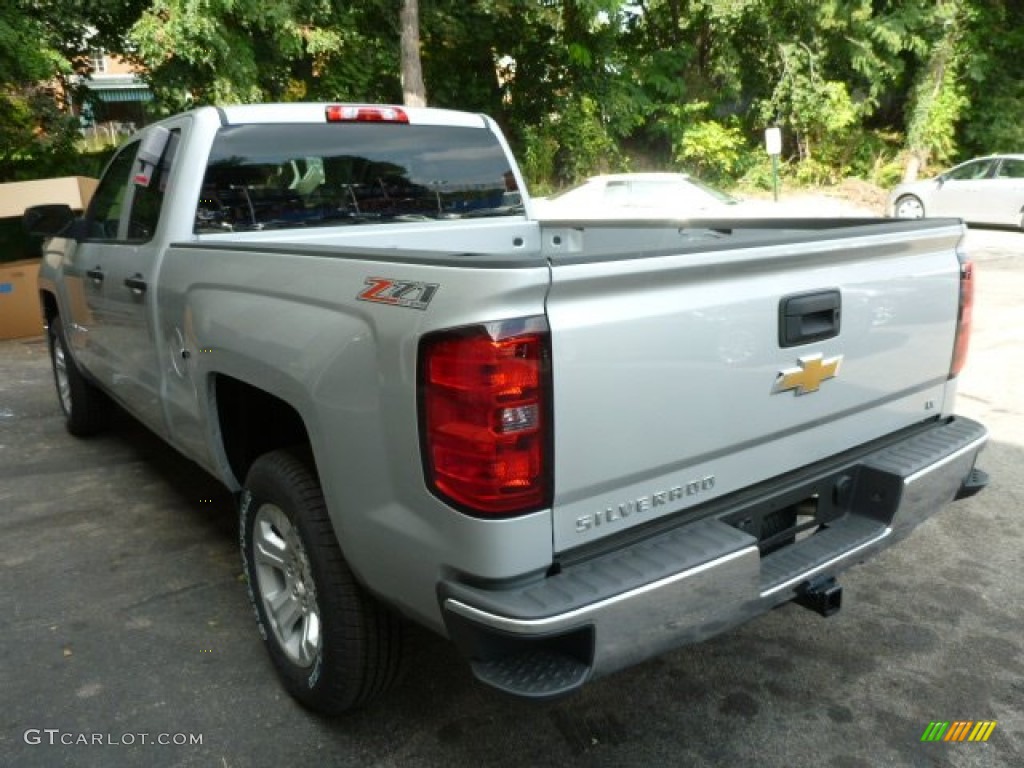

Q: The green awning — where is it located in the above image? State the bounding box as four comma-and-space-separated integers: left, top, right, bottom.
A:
94, 88, 153, 103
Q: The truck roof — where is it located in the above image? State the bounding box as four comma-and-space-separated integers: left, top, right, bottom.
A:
199, 102, 490, 129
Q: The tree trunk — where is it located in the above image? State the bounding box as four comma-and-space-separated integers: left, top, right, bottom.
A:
903, 153, 922, 183
400, 0, 427, 107
903, 4, 960, 182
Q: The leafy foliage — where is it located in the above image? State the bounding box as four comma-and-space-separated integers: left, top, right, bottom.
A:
957, 1, 1024, 157
0, 2, 80, 180
669, 104, 746, 183
4, 0, 1022, 189
129, 0, 355, 109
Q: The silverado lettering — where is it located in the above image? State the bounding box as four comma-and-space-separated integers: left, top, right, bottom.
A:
576, 476, 717, 533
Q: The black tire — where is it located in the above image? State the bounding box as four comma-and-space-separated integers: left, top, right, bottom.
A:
240, 448, 405, 715
48, 316, 108, 436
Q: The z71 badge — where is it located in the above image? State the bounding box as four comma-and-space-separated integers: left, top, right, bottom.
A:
357, 278, 440, 310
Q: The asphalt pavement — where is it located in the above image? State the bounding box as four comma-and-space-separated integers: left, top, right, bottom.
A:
0, 224, 1021, 767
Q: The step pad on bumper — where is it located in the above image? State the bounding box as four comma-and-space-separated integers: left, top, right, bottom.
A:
471, 649, 590, 699
760, 515, 888, 596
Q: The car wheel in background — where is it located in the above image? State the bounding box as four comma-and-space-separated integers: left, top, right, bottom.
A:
894, 195, 925, 219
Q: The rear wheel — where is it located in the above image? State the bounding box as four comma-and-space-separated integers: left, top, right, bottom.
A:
240, 448, 405, 714
894, 194, 925, 219
48, 316, 107, 436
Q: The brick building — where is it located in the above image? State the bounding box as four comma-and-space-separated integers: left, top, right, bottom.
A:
68, 51, 153, 143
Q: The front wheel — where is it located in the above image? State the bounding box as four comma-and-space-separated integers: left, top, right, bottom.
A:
240, 449, 406, 714
894, 194, 925, 219
48, 316, 107, 436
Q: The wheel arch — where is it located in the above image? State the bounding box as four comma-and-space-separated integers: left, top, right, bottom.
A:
213, 374, 313, 488
40, 289, 58, 328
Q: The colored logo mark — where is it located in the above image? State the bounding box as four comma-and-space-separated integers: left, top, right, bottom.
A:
921, 721, 997, 742
773, 354, 843, 396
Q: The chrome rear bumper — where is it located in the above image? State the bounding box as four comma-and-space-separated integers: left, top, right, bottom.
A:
440, 416, 988, 698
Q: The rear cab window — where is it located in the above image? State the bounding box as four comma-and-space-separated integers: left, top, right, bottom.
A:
195, 123, 522, 233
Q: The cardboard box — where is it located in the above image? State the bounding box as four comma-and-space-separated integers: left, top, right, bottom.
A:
0, 176, 97, 339
0, 176, 97, 219
0, 259, 44, 340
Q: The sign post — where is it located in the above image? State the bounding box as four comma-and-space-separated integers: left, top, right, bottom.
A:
765, 127, 782, 202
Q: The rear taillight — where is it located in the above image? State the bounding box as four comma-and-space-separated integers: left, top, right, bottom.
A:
325, 105, 409, 123
950, 253, 974, 378
419, 318, 552, 516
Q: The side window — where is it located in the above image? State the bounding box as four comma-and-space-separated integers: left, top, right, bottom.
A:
84, 129, 180, 242
127, 129, 180, 242
947, 160, 994, 181
996, 159, 1024, 179
85, 143, 138, 240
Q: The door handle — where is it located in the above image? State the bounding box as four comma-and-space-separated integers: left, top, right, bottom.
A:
779, 290, 841, 347
124, 274, 148, 296
86, 267, 105, 283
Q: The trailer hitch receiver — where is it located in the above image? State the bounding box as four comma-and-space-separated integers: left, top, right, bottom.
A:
796, 576, 842, 617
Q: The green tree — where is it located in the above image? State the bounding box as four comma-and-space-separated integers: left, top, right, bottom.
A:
671, 104, 746, 183
6, 0, 1023, 191
956, 1, 1024, 158
0, 2, 79, 180
128, 0, 375, 109
416, 1, 631, 187
901, 1, 969, 180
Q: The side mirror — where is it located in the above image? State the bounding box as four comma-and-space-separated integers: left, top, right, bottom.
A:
23, 204, 75, 237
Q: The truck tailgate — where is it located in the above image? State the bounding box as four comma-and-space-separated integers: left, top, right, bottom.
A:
543, 220, 966, 552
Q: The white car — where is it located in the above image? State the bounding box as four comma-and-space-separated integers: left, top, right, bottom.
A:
531, 172, 742, 219
531, 172, 872, 220
888, 154, 1024, 229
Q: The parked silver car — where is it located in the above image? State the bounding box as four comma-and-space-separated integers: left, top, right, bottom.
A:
888, 154, 1024, 229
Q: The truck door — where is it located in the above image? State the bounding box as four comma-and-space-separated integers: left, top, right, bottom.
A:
69, 127, 180, 435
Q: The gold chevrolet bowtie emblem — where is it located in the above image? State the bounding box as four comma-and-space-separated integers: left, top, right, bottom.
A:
773, 354, 843, 395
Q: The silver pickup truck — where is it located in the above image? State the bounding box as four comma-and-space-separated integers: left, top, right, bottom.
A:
25, 103, 988, 714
